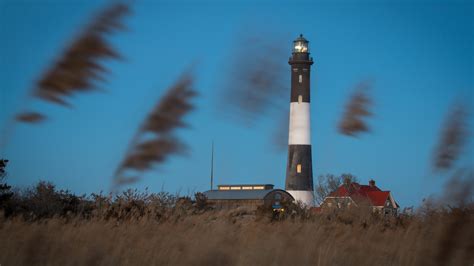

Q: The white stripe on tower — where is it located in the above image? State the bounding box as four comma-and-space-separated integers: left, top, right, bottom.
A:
286, 190, 314, 206
288, 102, 311, 145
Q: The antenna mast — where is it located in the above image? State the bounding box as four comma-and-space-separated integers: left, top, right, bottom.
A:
210, 141, 214, 190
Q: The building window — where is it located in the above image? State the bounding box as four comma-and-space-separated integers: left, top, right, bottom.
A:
242, 186, 252, 190
219, 186, 230, 190
299, 75, 302, 83
298, 95, 302, 104
293, 68, 298, 72
296, 164, 302, 173
253, 186, 264, 190
230, 186, 241, 190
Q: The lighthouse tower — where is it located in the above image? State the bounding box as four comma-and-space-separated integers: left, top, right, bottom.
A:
285, 34, 314, 206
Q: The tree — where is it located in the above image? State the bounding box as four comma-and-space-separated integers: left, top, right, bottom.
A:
314, 173, 359, 204
0, 159, 13, 213
0, 158, 8, 178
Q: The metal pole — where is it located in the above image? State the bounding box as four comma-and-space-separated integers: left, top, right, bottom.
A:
210, 140, 214, 190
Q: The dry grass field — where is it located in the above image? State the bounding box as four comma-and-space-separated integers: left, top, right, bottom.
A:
0, 183, 472, 266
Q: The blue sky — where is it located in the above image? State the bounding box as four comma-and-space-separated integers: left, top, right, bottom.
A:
1, 0, 472, 207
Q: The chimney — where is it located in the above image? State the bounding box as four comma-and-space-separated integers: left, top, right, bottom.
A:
369, 179, 375, 188
343, 177, 352, 188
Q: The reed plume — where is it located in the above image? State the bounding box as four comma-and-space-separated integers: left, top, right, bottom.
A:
272, 110, 289, 151
16, 2, 130, 122
113, 72, 197, 187
338, 80, 373, 136
15, 112, 46, 123
221, 36, 287, 126
433, 102, 469, 171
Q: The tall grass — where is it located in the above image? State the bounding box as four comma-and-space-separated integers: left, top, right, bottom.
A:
0, 207, 472, 265
0, 181, 472, 266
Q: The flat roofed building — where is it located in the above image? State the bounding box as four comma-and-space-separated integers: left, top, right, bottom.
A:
217, 184, 274, 191
204, 186, 293, 210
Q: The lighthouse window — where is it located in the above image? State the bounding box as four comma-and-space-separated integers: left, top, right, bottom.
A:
298, 95, 302, 104
299, 75, 302, 83
297, 164, 302, 173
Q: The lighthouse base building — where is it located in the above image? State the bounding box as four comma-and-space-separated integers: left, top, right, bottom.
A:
203, 184, 294, 210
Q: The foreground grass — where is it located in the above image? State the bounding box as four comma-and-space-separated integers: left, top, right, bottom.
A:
0, 182, 472, 265
1, 208, 473, 266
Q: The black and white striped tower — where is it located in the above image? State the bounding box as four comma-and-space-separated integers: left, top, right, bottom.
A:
285, 34, 314, 206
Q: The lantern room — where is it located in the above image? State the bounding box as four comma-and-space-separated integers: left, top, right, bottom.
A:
293, 34, 309, 53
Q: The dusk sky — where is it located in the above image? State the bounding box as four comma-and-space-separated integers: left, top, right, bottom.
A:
1, 0, 472, 208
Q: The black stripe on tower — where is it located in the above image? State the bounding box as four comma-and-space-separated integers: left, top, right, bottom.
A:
285, 145, 313, 191
290, 64, 312, 103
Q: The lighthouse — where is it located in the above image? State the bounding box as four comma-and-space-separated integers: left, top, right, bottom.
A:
285, 34, 315, 206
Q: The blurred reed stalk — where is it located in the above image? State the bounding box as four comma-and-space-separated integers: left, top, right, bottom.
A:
433, 102, 469, 171
220, 35, 287, 126
112, 71, 197, 189
18, 1, 130, 118
1, 2, 130, 152
219, 34, 292, 152
338, 80, 373, 136
272, 110, 290, 151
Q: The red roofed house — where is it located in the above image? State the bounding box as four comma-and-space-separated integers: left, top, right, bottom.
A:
320, 179, 399, 216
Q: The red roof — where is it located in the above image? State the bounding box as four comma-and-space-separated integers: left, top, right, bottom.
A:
366, 191, 390, 206
327, 182, 392, 207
